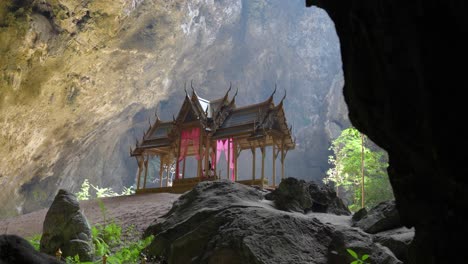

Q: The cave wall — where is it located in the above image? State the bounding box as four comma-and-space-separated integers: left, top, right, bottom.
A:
306, 0, 468, 262
0, 0, 346, 216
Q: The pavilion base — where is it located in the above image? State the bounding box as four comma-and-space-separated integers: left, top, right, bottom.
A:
135, 177, 271, 194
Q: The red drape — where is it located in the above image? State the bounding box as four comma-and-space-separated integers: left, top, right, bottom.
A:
216, 138, 235, 181
175, 127, 201, 179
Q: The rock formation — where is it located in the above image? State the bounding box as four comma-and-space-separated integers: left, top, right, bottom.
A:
353, 200, 401, 234
373, 227, 414, 264
144, 181, 402, 263
0, 234, 62, 264
0, 0, 346, 217
40, 189, 94, 261
265, 177, 350, 215
305, 0, 468, 262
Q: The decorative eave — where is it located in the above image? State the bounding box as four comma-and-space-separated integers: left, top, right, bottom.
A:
174, 94, 203, 125
211, 91, 238, 134
190, 86, 208, 121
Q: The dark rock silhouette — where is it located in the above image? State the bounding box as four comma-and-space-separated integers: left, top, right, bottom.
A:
265, 177, 350, 215
144, 181, 401, 263
0, 234, 61, 264
351, 207, 367, 222
373, 227, 414, 264
40, 189, 94, 261
353, 200, 401, 234
305, 0, 468, 262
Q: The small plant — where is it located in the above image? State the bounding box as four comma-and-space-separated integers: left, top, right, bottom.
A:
97, 199, 108, 224
106, 235, 154, 264
76, 179, 90, 201
27, 234, 41, 251
347, 249, 370, 264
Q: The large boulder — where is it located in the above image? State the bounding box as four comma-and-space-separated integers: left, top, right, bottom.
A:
353, 200, 401, 234
373, 227, 414, 263
143, 180, 401, 263
265, 177, 350, 215
40, 189, 94, 261
0, 234, 61, 264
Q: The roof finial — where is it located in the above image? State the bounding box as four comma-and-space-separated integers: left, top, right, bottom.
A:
269, 83, 277, 99
155, 109, 159, 120
129, 146, 133, 155
222, 83, 232, 101
191, 80, 195, 93
234, 87, 238, 98
278, 89, 287, 107
184, 82, 188, 97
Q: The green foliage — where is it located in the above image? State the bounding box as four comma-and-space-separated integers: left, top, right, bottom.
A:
91, 222, 122, 256
64, 254, 95, 264
106, 235, 154, 264
92, 184, 118, 198
324, 127, 394, 210
97, 199, 108, 224
27, 234, 41, 251
75, 179, 135, 201
76, 179, 91, 201
347, 248, 370, 264
89, 222, 153, 263
120, 186, 135, 196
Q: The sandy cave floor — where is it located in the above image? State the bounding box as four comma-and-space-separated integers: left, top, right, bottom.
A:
0, 192, 181, 241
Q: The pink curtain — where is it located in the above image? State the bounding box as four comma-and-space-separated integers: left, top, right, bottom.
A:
175, 128, 201, 179
216, 138, 235, 181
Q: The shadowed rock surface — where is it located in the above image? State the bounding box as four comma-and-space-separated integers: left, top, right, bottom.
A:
373, 227, 414, 264
351, 207, 367, 222
305, 0, 468, 262
265, 177, 350, 215
353, 200, 401, 234
0, 234, 61, 264
144, 181, 401, 264
40, 189, 94, 261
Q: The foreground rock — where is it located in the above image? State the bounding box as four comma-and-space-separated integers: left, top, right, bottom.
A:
40, 189, 94, 261
265, 177, 351, 215
353, 200, 401, 234
144, 181, 401, 263
373, 227, 414, 263
305, 0, 468, 262
0, 234, 61, 264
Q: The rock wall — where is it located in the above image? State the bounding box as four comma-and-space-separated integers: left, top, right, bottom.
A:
305, 0, 468, 262
0, 0, 348, 216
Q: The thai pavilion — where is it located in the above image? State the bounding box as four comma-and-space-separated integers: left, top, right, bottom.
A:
130, 87, 295, 194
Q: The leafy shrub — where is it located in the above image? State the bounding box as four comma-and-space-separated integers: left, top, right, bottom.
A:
76, 179, 91, 201
75, 179, 135, 201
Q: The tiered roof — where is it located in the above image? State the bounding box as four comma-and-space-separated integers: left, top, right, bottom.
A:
131, 88, 295, 156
